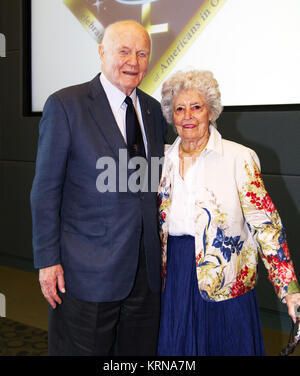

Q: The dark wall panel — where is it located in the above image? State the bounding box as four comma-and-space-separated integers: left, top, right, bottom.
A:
0, 1, 39, 263
0, 0, 21, 51
0, 50, 39, 162
0, 161, 35, 260
219, 111, 300, 176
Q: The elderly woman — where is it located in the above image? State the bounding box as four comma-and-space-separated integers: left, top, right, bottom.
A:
157, 70, 300, 356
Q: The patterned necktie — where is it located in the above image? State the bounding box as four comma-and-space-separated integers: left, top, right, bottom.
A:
125, 96, 146, 158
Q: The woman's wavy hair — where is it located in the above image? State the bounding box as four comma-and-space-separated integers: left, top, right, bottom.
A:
161, 70, 223, 129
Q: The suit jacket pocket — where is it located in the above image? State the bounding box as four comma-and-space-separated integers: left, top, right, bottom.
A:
62, 218, 106, 237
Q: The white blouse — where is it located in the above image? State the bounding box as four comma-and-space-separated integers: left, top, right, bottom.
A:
168, 141, 203, 237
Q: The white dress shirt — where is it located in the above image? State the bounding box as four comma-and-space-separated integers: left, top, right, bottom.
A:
100, 73, 148, 156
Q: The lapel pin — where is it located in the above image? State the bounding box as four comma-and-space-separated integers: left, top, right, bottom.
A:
147, 109, 151, 115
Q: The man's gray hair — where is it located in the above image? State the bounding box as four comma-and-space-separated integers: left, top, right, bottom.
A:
161, 70, 223, 128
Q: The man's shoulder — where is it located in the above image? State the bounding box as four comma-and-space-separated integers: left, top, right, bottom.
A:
137, 88, 161, 109
52, 80, 91, 100
49, 74, 100, 104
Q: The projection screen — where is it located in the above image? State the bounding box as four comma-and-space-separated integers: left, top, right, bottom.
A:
30, 0, 300, 112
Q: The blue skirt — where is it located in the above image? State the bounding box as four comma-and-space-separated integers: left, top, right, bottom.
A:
158, 235, 265, 356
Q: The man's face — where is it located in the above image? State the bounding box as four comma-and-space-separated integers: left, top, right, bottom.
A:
99, 23, 151, 96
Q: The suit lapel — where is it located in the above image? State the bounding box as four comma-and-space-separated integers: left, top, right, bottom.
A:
87, 74, 127, 158
88, 76, 158, 161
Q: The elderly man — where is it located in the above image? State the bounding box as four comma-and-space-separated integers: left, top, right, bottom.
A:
31, 21, 167, 356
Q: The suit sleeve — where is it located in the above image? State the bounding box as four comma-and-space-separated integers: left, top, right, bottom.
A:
30, 94, 71, 269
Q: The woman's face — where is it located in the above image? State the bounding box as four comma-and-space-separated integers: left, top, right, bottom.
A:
173, 89, 211, 143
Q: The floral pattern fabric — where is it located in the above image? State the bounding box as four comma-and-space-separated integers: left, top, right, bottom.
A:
158, 126, 299, 302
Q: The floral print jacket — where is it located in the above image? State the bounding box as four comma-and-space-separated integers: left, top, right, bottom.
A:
158, 126, 300, 302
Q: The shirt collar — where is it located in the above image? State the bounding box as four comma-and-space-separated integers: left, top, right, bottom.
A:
100, 73, 137, 110
205, 125, 223, 155
166, 124, 223, 162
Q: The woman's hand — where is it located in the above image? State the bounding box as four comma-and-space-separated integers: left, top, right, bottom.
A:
285, 293, 300, 323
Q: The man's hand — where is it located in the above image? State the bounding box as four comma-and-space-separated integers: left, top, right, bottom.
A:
39, 264, 65, 309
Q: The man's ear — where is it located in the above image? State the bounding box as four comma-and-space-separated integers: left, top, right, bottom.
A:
98, 44, 104, 60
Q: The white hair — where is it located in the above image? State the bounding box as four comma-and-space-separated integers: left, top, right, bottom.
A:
161, 70, 223, 128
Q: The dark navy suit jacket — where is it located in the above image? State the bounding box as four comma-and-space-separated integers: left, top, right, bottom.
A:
30, 74, 167, 302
